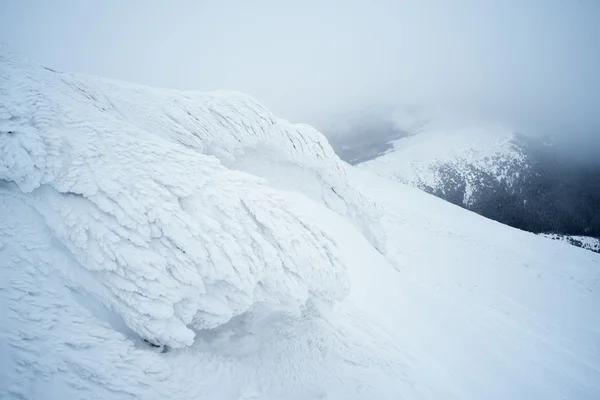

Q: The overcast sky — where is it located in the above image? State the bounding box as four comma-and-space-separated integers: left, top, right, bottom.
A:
1, 0, 599, 145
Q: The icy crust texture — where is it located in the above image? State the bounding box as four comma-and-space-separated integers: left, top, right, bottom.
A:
67, 71, 384, 253
0, 49, 353, 348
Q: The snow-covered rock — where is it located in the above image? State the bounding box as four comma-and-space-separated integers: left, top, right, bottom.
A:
0, 46, 358, 349
65, 68, 385, 254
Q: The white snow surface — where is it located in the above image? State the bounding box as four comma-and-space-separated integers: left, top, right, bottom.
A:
1, 48, 600, 399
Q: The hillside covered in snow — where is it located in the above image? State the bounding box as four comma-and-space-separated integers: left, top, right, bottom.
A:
1, 48, 600, 400
354, 114, 600, 246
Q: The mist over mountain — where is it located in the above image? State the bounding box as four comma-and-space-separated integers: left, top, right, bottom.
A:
421, 133, 600, 238
333, 110, 600, 252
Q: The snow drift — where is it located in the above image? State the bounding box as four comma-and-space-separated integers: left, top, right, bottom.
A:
0, 48, 363, 349
1, 46, 600, 400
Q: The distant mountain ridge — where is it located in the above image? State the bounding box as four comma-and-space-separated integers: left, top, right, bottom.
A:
336, 117, 600, 251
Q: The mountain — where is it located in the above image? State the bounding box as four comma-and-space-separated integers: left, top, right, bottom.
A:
2, 48, 600, 399
355, 116, 600, 250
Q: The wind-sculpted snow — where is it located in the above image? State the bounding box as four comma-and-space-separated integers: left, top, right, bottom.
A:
61, 70, 384, 253
0, 49, 350, 348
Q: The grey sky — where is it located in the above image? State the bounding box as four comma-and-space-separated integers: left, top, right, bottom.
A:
1, 1, 599, 144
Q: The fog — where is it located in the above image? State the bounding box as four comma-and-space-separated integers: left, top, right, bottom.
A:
1, 0, 599, 157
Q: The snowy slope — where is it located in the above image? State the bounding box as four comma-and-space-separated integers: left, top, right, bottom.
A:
348, 169, 600, 399
358, 124, 527, 206
1, 48, 600, 400
356, 120, 600, 250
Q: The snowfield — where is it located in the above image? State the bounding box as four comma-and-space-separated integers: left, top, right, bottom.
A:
1, 47, 600, 399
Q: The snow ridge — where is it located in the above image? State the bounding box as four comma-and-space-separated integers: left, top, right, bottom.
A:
0, 48, 352, 349
64, 71, 384, 253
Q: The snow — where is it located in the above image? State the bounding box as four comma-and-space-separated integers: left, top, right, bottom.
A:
0, 46, 354, 349
540, 233, 600, 253
2, 46, 600, 399
349, 168, 600, 399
